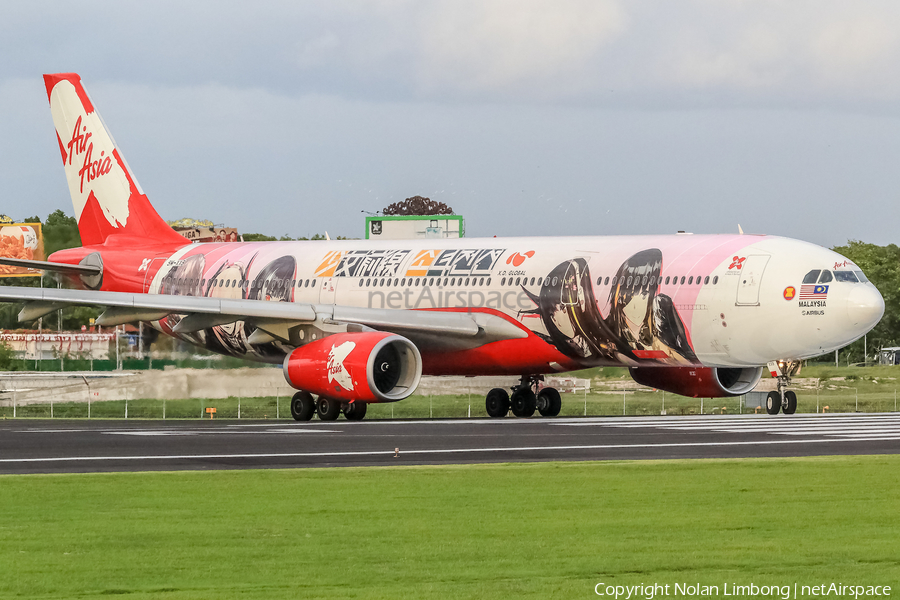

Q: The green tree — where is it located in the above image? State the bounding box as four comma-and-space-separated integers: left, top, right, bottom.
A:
0, 339, 21, 371
829, 241, 900, 364
42, 209, 81, 257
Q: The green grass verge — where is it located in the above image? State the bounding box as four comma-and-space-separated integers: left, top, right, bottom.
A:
0, 456, 898, 599
0, 392, 753, 419
3, 364, 900, 420
1, 388, 897, 420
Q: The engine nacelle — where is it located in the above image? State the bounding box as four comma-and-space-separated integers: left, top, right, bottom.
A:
283, 331, 422, 403
628, 366, 762, 398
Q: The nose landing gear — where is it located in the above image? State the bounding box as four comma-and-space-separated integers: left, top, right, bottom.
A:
765, 360, 802, 415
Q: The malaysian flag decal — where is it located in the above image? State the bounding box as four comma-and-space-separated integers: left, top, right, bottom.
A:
799, 284, 828, 299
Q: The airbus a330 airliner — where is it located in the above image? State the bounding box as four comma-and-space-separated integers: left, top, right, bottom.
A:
0, 73, 885, 420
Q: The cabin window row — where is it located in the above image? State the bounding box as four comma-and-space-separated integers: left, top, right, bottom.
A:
162, 273, 723, 292
358, 277, 493, 288
594, 275, 718, 287
163, 277, 317, 289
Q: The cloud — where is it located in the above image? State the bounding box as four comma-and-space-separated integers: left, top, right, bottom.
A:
5, 1, 900, 111
413, 0, 626, 99
809, 12, 900, 93
650, 2, 900, 106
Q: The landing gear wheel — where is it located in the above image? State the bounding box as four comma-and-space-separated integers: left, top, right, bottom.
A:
485, 388, 510, 418
510, 388, 537, 418
537, 388, 562, 417
290, 391, 315, 421
316, 397, 341, 421
783, 390, 797, 415
768, 359, 801, 416
343, 401, 368, 421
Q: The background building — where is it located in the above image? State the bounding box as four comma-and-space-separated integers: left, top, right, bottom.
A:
0, 331, 114, 360
0, 222, 43, 277
167, 218, 239, 243
365, 215, 464, 240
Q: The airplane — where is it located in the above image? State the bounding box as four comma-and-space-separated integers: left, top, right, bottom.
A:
0, 73, 885, 421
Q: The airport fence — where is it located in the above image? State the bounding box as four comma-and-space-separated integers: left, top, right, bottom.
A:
0, 385, 898, 419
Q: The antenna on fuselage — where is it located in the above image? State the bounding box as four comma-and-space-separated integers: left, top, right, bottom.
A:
738, 224, 744, 235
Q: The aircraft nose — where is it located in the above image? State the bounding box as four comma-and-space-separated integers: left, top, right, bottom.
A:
847, 285, 885, 331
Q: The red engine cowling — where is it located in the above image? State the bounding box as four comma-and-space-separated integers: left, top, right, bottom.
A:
629, 366, 762, 398
283, 332, 422, 403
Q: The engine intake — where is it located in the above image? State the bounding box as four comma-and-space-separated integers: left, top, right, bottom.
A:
283, 331, 422, 403
629, 366, 762, 398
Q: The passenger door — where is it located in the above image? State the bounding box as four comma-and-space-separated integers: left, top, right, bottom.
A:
735, 255, 770, 306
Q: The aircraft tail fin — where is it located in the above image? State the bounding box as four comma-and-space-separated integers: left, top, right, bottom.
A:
43, 73, 187, 247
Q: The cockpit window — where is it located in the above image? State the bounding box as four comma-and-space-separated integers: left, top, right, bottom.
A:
817, 270, 833, 284
802, 270, 820, 284
855, 270, 869, 283
833, 271, 859, 282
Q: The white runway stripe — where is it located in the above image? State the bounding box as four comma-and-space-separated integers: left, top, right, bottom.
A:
554, 413, 900, 438
103, 429, 341, 436
558, 415, 900, 425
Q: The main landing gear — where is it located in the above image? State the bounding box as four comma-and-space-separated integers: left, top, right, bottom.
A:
765, 360, 801, 415
290, 391, 316, 421
289, 391, 369, 421
485, 375, 562, 418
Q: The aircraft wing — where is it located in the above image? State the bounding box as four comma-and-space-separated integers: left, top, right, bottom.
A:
0, 286, 526, 348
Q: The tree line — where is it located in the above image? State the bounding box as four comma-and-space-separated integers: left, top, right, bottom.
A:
828, 241, 899, 365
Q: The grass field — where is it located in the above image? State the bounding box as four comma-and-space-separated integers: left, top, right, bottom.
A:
1, 456, 898, 599
0, 388, 896, 420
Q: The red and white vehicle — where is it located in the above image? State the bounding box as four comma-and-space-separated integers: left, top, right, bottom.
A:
0, 73, 885, 420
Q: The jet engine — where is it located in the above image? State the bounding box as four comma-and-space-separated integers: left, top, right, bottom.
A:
282, 331, 422, 402
628, 366, 762, 398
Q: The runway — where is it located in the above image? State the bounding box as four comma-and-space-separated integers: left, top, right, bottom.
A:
2, 413, 900, 474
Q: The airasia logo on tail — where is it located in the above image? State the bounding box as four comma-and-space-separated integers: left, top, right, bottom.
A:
66, 115, 113, 194
327, 341, 356, 391
49, 78, 131, 228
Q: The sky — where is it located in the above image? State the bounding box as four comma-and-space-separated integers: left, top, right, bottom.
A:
1, 1, 900, 247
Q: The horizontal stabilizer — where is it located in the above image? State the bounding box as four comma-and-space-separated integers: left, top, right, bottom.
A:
0, 257, 101, 276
